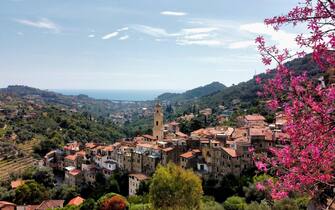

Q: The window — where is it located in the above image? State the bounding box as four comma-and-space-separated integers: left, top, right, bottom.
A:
156, 121, 159, 126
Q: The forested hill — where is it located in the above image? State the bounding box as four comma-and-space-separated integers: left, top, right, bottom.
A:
157, 81, 226, 102
0, 85, 153, 118
195, 54, 322, 108
0, 92, 126, 157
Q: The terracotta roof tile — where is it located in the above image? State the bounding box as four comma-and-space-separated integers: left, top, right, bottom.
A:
245, 114, 265, 121
222, 147, 237, 157
76, 151, 86, 157
11, 179, 25, 189
129, 173, 149, 181
65, 154, 77, 161
162, 147, 173, 152
175, 131, 188, 138
142, 134, 156, 140
68, 196, 85, 206
36, 200, 64, 210
85, 142, 97, 149
68, 169, 81, 176
180, 151, 194, 159
0, 201, 16, 208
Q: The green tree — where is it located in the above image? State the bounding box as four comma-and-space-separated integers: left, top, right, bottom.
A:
245, 202, 270, 210
273, 199, 299, 210
80, 198, 97, 210
33, 138, 59, 156
201, 196, 224, 210
137, 180, 151, 195
52, 184, 78, 203
223, 196, 247, 210
96, 193, 128, 210
32, 167, 56, 188
149, 163, 203, 210
14, 180, 49, 205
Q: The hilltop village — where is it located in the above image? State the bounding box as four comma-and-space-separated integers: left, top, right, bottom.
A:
42, 103, 288, 197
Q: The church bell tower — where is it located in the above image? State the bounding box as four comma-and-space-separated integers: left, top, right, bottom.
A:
153, 103, 164, 140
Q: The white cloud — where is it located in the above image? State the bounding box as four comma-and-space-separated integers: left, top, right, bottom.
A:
177, 39, 225, 47
240, 22, 297, 49
228, 40, 255, 49
15, 18, 60, 32
119, 35, 129, 40
132, 25, 224, 47
117, 27, 129, 32
180, 27, 218, 34
132, 25, 173, 37
88, 34, 95, 38
183, 33, 211, 40
102, 32, 119, 40
160, 11, 187, 16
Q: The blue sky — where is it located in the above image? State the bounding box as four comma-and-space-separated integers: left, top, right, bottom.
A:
0, 0, 301, 90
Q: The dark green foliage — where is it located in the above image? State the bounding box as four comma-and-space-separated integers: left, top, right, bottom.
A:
201, 196, 225, 210
245, 202, 271, 210
223, 196, 247, 210
79, 170, 128, 199
128, 195, 149, 205
1, 103, 124, 156
137, 180, 150, 196
52, 184, 79, 203
22, 167, 56, 188
243, 183, 266, 203
33, 138, 60, 156
80, 198, 97, 210
14, 180, 49, 205
273, 199, 299, 210
158, 82, 226, 102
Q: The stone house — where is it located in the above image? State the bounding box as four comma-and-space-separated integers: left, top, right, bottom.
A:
128, 173, 149, 196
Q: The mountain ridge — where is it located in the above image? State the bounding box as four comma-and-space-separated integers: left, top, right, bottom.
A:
157, 81, 226, 102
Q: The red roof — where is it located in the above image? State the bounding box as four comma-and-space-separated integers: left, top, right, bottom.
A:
103, 145, 114, 152
245, 114, 265, 121
129, 173, 149, 181
24, 205, 40, 210
68, 196, 85, 206
36, 200, 64, 210
180, 151, 194, 159
76, 150, 86, 157
65, 154, 77, 161
69, 169, 81, 176
175, 131, 188, 138
162, 147, 173, 152
0, 201, 16, 208
85, 142, 97, 149
249, 127, 266, 136
143, 134, 156, 140
222, 147, 237, 157
11, 179, 25, 189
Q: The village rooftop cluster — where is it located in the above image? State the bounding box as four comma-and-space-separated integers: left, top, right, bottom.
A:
40, 103, 289, 198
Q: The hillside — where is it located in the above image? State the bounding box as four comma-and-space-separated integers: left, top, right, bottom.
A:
0, 93, 125, 158
197, 54, 321, 108
0, 85, 153, 118
157, 82, 226, 102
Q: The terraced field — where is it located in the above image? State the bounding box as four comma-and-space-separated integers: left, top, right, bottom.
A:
0, 139, 39, 180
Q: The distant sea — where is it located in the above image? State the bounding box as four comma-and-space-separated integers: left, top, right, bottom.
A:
53, 89, 177, 101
